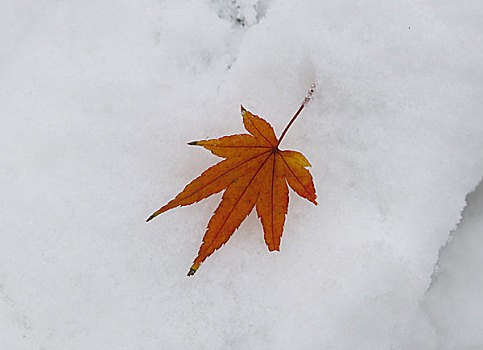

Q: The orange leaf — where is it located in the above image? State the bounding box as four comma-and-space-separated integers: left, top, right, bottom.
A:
147, 85, 317, 276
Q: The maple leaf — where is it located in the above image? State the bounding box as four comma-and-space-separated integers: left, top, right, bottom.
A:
147, 85, 317, 276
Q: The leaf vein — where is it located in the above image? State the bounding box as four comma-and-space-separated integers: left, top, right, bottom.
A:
174, 149, 271, 204
201, 152, 273, 256
279, 152, 313, 197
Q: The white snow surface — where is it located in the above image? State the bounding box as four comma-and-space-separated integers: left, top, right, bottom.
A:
422, 180, 483, 349
1, 0, 482, 349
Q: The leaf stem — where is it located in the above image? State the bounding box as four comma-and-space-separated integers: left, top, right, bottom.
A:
277, 83, 316, 147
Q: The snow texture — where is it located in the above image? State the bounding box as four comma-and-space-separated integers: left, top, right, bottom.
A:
422, 180, 483, 349
1, 0, 482, 349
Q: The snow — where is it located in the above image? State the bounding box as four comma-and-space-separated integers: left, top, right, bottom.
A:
1, 0, 482, 349
422, 180, 483, 349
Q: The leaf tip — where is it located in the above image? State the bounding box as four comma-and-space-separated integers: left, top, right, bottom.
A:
240, 105, 247, 115
187, 266, 198, 276
146, 210, 163, 222
187, 141, 199, 146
